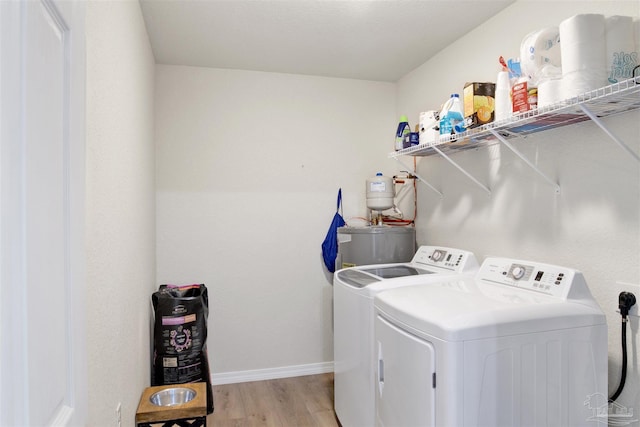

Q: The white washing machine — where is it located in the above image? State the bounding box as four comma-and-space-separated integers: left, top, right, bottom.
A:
374, 257, 608, 427
333, 246, 479, 427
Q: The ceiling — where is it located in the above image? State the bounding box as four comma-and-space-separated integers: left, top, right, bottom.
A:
139, 0, 515, 82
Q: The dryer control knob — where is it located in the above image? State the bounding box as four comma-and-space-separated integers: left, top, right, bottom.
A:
512, 265, 525, 280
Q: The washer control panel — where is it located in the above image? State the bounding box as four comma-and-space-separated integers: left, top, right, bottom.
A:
479, 258, 576, 298
412, 246, 478, 272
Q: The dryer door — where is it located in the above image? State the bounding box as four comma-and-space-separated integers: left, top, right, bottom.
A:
375, 314, 435, 427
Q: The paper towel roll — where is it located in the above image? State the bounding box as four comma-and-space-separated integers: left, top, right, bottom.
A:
538, 78, 564, 108
560, 14, 605, 43
560, 14, 606, 73
560, 14, 607, 97
606, 15, 637, 83
562, 72, 604, 99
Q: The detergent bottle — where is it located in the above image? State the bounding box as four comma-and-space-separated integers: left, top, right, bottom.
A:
439, 94, 464, 137
394, 115, 410, 151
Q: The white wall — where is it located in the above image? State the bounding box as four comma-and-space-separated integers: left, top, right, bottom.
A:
85, 0, 156, 425
398, 0, 640, 411
155, 65, 396, 379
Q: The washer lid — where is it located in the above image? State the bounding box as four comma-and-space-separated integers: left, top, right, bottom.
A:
374, 278, 606, 341
335, 269, 381, 288
360, 265, 434, 279
335, 266, 433, 289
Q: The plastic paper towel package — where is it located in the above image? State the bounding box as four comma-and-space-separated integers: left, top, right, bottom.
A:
605, 15, 638, 83
560, 14, 607, 98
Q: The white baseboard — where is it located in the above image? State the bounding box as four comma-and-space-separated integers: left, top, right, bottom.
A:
211, 361, 334, 385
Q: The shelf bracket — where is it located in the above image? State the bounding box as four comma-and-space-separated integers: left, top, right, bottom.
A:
391, 156, 443, 198
579, 104, 640, 163
431, 146, 492, 195
488, 129, 561, 194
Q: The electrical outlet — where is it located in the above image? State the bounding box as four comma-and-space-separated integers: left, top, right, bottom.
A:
613, 282, 639, 317
116, 403, 121, 427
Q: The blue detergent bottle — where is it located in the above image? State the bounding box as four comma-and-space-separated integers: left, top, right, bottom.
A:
439, 94, 465, 136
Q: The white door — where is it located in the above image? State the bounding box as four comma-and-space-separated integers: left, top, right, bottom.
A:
376, 314, 436, 427
0, 0, 87, 426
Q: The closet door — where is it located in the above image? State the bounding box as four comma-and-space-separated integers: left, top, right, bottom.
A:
0, 1, 87, 425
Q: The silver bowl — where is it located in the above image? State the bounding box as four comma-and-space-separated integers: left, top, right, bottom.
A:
150, 387, 197, 407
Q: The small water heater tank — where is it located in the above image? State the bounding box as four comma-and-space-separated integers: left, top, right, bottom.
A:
335, 226, 416, 270
366, 173, 394, 211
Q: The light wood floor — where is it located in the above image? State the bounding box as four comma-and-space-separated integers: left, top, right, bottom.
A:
208, 373, 340, 427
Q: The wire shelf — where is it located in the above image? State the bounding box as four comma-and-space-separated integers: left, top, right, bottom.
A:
391, 77, 640, 158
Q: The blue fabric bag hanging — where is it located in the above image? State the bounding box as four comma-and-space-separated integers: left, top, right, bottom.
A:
321, 188, 346, 273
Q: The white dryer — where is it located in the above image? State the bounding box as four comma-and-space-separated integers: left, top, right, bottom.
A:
374, 257, 608, 427
333, 246, 479, 427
